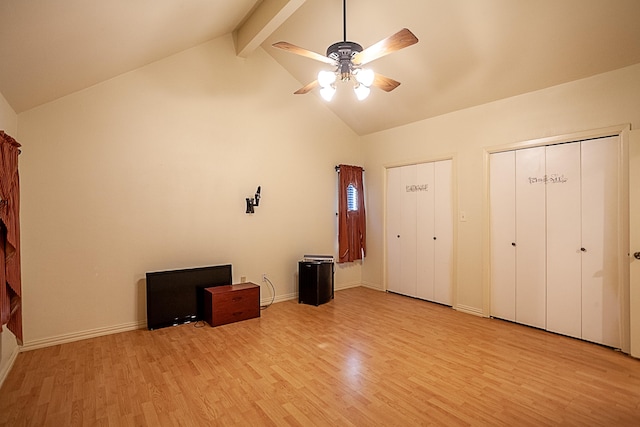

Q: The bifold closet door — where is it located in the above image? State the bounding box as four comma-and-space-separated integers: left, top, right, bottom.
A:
490, 148, 545, 327
492, 137, 620, 347
580, 136, 620, 348
433, 160, 453, 305
546, 138, 620, 345
386, 165, 418, 297
490, 151, 516, 321
416, 162, 436, 301
546, 142, 582, 339
387, 161, 452, 304
400, 165, 418, 297
514, 147, 546, 329
546, 142, 582, 338
386, 167, 402, 295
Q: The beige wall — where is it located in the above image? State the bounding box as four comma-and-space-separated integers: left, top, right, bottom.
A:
0, 92, 18, 135
0, 90, 19, 383
361, 64, 640, 317
17, 35, 362, 346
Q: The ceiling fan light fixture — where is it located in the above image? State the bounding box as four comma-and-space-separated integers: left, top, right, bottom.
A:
354, 68, 375, 87
354, 84, 370, 101
318, 70, 337, 88
320, 85, 337, 101
272, 0, 418, 101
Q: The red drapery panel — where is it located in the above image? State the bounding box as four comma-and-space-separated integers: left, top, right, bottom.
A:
337, 164, 366, 263
0, 131, 22, 344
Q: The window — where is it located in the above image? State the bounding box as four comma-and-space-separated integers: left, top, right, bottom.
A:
347, 183, 358, 211
337, 164, 366, 263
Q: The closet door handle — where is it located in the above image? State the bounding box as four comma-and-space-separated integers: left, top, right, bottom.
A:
511, 242, 516, 247
581, 247, 587, 252
634, 252, 640, 260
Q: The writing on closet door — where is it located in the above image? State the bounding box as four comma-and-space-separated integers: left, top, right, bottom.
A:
405, 184, 428, 192
527, 173, 568, 184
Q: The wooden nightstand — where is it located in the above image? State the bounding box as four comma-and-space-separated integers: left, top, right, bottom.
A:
204, 283, 260, 327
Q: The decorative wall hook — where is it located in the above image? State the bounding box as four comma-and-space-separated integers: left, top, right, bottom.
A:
246, 186, 261, 214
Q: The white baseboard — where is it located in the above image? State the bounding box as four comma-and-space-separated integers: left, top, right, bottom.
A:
262, 292, 296, 306
21, 320, 146, 352
335, 281, 362, 291
0, 343, 19, 389
360, 281, 383, 291
263, 284, 363, 306
455, 304, 485, 317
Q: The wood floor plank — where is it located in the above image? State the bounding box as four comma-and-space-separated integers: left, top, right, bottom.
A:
1, 287, 640, 426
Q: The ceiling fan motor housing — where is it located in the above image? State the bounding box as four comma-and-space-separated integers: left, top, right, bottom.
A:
327, 41, 363, 81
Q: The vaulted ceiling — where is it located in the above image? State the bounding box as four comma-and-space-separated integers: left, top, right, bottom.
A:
2, 0, 640, 136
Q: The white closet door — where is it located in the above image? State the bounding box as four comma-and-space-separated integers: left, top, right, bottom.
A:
515, 147, 546, 328
546, 142, 582, 339
581, 136, 620, 347
386, 167, 402, 294
387, 161, 453, 304
416, 162, 435, 301
434, 159, 453, 305
490, 151, 516, 321
400, 165, 418, 297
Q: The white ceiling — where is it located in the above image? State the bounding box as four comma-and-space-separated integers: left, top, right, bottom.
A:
2, 0, 640, 136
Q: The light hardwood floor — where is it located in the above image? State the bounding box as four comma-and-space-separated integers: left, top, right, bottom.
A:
1, 286, 639, 426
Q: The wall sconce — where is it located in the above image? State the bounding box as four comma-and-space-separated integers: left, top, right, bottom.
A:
246, 186, 261, 214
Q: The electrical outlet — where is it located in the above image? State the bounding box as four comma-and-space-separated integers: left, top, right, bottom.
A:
240, 276, 246, 283
262, 274, 267, 282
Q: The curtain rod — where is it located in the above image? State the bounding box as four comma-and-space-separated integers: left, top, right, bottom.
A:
335, 165, 365, 172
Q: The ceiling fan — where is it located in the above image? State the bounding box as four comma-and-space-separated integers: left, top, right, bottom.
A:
272, 0, 418, 101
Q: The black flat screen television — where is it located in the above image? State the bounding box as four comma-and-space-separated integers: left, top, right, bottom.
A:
146, 264, 232, 330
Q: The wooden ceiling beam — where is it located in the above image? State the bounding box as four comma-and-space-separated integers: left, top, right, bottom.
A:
233, 0, 306, 58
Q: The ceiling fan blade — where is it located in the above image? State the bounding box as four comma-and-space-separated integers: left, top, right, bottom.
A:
272, 41, 336, 65
372, 73, 401, 92
352, 28, 418, 66
294, 80, 319, 95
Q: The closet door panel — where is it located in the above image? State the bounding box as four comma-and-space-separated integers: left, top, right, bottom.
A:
400, 165, 418, 297
416, 162, 435, 301
490, 151, 516, 321
515, 147, 547, 329
386, 167, 402, 294
434, 159, 453, 305
581, 136, 620, 347
546, 142, 582, 339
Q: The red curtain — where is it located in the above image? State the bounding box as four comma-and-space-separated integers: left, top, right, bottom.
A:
337, 164, 366, 263
0, 131, 22, 344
